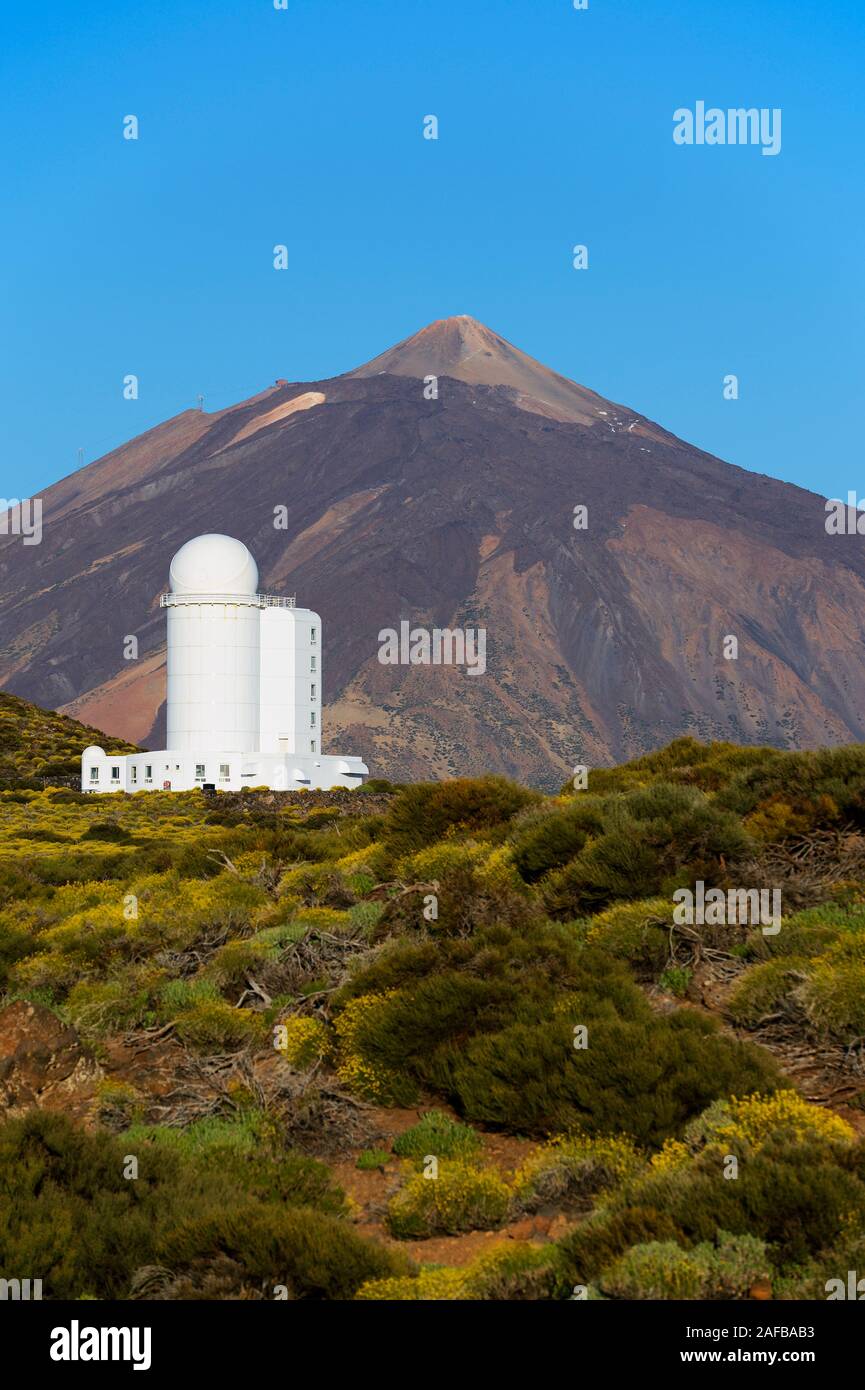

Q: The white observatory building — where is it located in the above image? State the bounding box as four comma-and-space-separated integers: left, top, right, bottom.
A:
82, 533, 368, 794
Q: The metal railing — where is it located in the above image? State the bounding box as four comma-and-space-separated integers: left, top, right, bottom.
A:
160, 592, 296, 608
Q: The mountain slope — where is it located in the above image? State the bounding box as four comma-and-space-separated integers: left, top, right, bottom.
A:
1, 316, 863, 788
0, 691, 137, 785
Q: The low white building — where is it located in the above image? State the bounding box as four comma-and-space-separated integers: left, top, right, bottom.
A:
82, 533, 368, 794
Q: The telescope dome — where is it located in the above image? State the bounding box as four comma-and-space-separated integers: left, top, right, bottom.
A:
169, 534, 259, 596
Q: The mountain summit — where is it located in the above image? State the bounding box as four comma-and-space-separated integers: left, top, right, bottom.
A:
1, 318, 863, 787
351, 315, 610, 424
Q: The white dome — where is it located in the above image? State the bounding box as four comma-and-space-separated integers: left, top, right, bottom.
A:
169, 534, 259, 596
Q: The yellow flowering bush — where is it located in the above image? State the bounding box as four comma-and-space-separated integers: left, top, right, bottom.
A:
333, 991, 412, 1102
649, 1138, 691, 1174
395, 839, 490, 885
715, 1091, 855, 1151
172, 997, 266, 1050
357, 1244, 555, 1300
356, 1267, 469, 1301
386, 1160, 511, 1238
274, 1015, 330, 1068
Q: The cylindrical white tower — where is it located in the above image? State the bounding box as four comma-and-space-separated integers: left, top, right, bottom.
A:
163, 534, 261, 753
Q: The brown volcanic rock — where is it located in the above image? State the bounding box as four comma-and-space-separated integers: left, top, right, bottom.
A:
0, 1000, 102, 1120
2, 316, 865, 788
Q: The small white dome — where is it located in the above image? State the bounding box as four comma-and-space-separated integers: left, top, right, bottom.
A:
169, 534, 259, 596
82, 745, 104, 758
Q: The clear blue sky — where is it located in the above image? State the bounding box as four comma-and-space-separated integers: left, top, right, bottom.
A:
2, 0, 863, 499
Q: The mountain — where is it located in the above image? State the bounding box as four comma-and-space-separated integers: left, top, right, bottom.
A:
2, 315, 864, 789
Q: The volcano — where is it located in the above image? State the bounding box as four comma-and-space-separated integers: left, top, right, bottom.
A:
2, 316, 864, 788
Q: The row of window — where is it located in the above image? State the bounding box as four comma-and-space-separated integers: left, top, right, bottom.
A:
89, 746, 320, 785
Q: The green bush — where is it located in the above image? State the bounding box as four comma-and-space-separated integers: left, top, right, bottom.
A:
356, 1149, 391, 1171
542, 783, 752, 917
510, 801, 605, 883
383, 776, 538, 857
392, 1110, 481, 1162
599, 1232, 771, 1301
584, 897, 672, 975
629, 1137, 865, 1267
0, 1109, 395, 1300
81, 821, 134, 843
555, 1206, 686, 1291
335, 934, 782, 1144
727, 958, 809, 1027
160, 1204, 402, 1298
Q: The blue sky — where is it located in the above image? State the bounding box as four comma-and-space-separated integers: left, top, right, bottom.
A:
2, 0, 863, 499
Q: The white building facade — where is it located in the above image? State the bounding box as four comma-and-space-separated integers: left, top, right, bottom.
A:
82, 534, 368, 794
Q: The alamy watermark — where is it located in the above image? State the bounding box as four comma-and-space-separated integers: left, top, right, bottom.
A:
0, 497, 42, 544
673, 880, 781, 935
378, 621, 486, 676
673, 102, 782, 157
825, 494, 865, 535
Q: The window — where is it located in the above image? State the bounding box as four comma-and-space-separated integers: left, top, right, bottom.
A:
111, 766, 120, 781
310, 684, 316, 699
131, 766, 138, 783
310, 655, 316, 672
310, 739, 316, 753
145, 764, 152, 780
310, 711, 316, 727
195, 764, 205, 779
89, 767, 99, 783
219, 763, 230, 779
310, 627, 317, 643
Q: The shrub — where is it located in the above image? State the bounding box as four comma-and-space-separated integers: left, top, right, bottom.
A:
585, 897, 671, 975
274, 1015, 330, 1068
357, 1268, 466, 1301
510, 801, 605, 883
64, 967, 163, 1038
383, 777, 538, 857
0, 1111, 184, 1298
659, 966, 692, 997
357, 1244, 556, 1301
627, 1137, 865, 1267
81, 821, 134, 843
386, 1160, 511, 1238
334, 992, 418, 1104
391, 1110, 481, 1163
438, 1005, 781, 1145
333, 935, 782, 1144
356, 1149, 391, 1171
800, 950, 865, 1041
543, 784, 752, 917
717, 745, 865, 826
696, 1091, 855, 1153
123, 1116, 348, 1215
348, 900, 385, 934
727, 958, 810, 1027
172, 995, 265, 1050
554, 1206, 687, 1291
600, 1232, 772, 1301
512, 1134, 644, 1213
160, 1204, 403, 1298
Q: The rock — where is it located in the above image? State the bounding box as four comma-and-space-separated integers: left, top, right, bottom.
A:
507, 1214, 558, 1241
749, 1279, 773, 1301
507, 1218, 540, 1241
0, 1000, 102, 1121
546, 1214, 574, 1241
